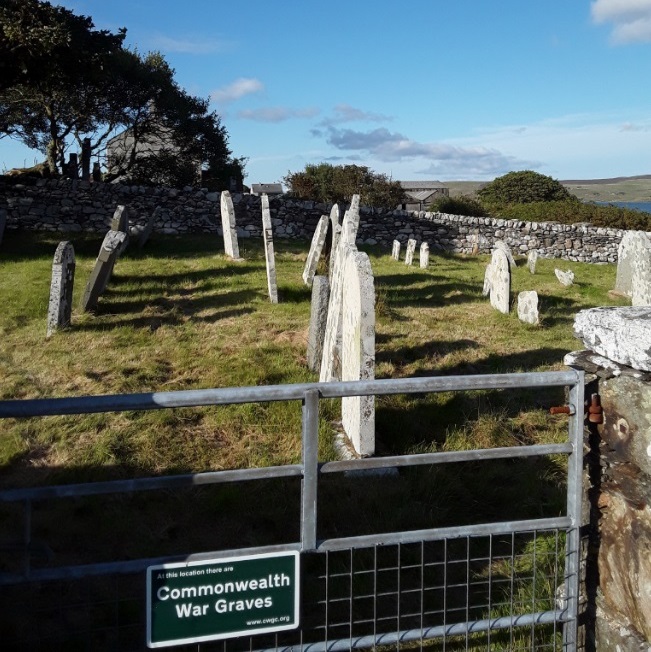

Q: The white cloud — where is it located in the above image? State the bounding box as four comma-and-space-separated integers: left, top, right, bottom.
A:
591, 0, 651, 43
319, 104, 393, 126
147, 34, 229, 54
210, 78, 264, 105
237, 107, 320, 123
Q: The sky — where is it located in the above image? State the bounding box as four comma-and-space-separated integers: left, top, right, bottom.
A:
3, 0, 651, 186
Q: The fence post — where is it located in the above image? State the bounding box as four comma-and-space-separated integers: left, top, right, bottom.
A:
301, 389, 319, 551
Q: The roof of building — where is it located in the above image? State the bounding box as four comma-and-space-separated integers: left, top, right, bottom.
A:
251, 183, 283, 195
405, 190, 440, 202
399, 181, 447, 190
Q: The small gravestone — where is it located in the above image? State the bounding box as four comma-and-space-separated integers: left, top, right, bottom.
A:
494, 240, 516, 269
614, 231, 649, 296
137, 206, 159, 249
527, 250, 538, 274
220, 191, 240, 259
307, 276, 330, 372
517, 291, 539, 325
482, 262, 492, 296
80, 230, 127, 312
302, 215, 329, 286
341, 249, 375, 457
471, 233, 480, 255
404, 239, 417, 266
555, 269, 574, 286
110, 205, 129, 254
420, 242, 430, 268
0, 208, 6, 247
391, 240, 401, 261
46, 242, 75, 338
489, 249, 510, 314
261, 195, 278, 303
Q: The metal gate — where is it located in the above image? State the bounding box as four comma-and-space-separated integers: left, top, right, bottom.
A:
0, 370, 584, 651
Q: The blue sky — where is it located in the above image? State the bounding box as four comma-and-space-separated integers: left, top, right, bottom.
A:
3, 0, 651, 185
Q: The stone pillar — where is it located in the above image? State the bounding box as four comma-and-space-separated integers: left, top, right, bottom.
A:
302, 215, 329, 286
220, 190, 240, 259
419, 242, 429, 268
46, 242, 75, 338
307, 276, 330, 372
261, 194, 278, 303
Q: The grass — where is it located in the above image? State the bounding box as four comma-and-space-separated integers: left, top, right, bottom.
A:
0, 230, 626, 649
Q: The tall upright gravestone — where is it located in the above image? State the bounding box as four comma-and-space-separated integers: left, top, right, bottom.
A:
307, 276, 330, 373
391, 240, 401, 260
419, 242, 430, 268
404, 239, 417, 266
220, 191, 240, 259
80, 230, 127, 312
261, 195, 278, 303
46, 242, 76, 338
302, 215, 329, 286
329, 204, 340, 255
488, 249, 510, 314
341, 249, 376, 457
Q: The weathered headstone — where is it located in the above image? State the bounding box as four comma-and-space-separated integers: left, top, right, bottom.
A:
614, 231, 648, 296
482, 262, 492, 297
470, 233, 480, 255
391, 240, 401, 261
494, 240, 516, 269
220, 191, 240, 259
404, 239, 417, 266
420, 242, 430, 268
307, 276, 330, 372
517, 290, 539, 325
46, 242, 76, 338
631, 233, 651, 306
527, 250, 538, 274
341, 250, 375, 457
110, 205, 130, 254
329, 224, 342, 281
261, 194, 278, 303
555, 269, 574, 286
136, 206, 158, 249
0, 208, 6, 247
80, 230, 127, 312
329, 204, 341, 253
574, 306, 651, 371
489, 249, 510, 314
302, 215, 329, 286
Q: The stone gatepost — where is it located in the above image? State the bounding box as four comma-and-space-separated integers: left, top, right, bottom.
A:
566, 306, 651, 652
261, 194, 278, 303
302, 214, 329, 287
46, 242, 75, 338
220, 190, 240, 260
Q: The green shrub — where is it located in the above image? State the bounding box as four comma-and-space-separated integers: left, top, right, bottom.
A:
429, 195, 486, 217
478, 170, 574, 207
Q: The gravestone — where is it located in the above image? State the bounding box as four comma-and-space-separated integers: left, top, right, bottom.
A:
482, 262, 492, 296
527, 250, 538, 274
392, 240, 401, 261
220, 191, 240, 259
404, 239, 417, 266
110, 205, 130, 254
341, 250, 375, 457
0, 208, 6, 247
494, 240, 516, 269
614, 231, 649, 296
261, 194, 278, 303
630, 233, 651, 306
420, 242, 430, 268
470, 233, 480, 255
80, 230, 127, 312
489, 249, 510, 314
137, 206, 159, 249
329, 204, 341, 254
302, 215, 329, 286
517, 290, 539, 325
46, 242, 76, 338
307, 276, 330, 372
555, 269, 574, 286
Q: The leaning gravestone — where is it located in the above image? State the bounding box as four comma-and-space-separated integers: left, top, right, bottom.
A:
420, 242, 430, 268
110, 205, 129, 253
302, 214, 329, 286
555, 269, 574, 286
404, 239, 417, 266
527, 250, 538, 274
307, 276, 330, 373
320, 195, 361, 382
137, 206, 159, 249
220, 191, 240, 259
392, 240, 401, 261
494, 240, 516, 269
261, 195, 278, 303
614, 231, 650, 296
341, 249, 375, 457
489, 249, 510, 314
46, 242, 75, 338
80, 230, 127, 312
517, 290, 539, 325
0, 208, 6, 247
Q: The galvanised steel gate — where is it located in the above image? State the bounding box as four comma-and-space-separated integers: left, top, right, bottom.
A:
0, 370, 584, 651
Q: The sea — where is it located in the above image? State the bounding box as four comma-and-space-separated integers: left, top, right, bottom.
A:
594, 201, 651, 213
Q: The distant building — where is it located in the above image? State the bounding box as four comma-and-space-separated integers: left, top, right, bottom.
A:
250, 183, 284, 196
399, 181, 449, 211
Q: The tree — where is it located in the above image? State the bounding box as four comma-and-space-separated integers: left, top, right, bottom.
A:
283, 163, 405, 208
477, 170, 575, 207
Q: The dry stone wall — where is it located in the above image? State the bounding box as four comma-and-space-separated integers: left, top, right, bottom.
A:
1, 176, 644, 263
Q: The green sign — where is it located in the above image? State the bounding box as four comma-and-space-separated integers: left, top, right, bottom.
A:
146, 551, 300, 648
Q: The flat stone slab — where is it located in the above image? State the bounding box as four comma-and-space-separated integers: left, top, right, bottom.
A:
574, 306, 651, 372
